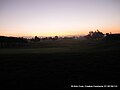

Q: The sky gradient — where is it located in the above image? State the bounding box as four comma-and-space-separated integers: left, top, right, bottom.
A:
0, 0, 120, 37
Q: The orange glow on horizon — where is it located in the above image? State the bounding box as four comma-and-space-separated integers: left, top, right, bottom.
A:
0, 27, 120, 37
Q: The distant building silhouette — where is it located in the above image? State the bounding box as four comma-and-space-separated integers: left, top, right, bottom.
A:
105, 33, 120, 40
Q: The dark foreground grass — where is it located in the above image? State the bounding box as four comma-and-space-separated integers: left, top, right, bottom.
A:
0, 40, 120, 89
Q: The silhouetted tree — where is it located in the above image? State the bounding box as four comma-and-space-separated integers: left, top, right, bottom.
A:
53, 36, 59, 40
35, 36, 40, 42
85, 30, 104, 40
48, 37, 53, 40
30, 36, 40, 42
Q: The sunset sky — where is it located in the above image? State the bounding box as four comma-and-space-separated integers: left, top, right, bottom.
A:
0, 0, 120, 37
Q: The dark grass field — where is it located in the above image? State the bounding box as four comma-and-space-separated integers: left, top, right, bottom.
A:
0, 39, 120, 89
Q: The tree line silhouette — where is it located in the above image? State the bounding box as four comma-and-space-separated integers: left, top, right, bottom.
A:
0, 30, 120, 48
0, 36, 27, 48
85, 30, 120, 40
30, 36, 59, 42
